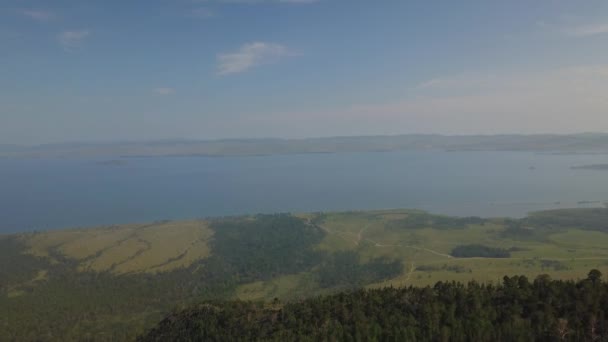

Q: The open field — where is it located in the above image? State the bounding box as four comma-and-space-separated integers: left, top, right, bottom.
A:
234, 208, 608, 300
321, 209, 608, 287
17, 221, 213, 274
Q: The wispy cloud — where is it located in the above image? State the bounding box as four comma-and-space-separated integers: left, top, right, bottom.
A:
217, 42, 295, 75
564, 23, 608, 37
252, 65, 608, 136
21, 9, 56, 21
57, 30, 90, 49
154, 87, 176, 95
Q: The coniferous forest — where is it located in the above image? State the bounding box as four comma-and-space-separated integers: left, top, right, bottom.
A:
141, 270, 608, 341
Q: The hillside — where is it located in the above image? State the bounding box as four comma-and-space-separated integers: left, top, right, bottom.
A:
140, 271, 608, 341
3, 208, 608, 340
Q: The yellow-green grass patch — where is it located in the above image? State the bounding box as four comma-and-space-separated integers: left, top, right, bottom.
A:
83, 237, 148, 272
236, 272, 318, 301
129, 221, 213, 273
57, 226, 140, 260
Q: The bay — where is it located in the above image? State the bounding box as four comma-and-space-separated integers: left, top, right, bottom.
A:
2, 151, 608, 233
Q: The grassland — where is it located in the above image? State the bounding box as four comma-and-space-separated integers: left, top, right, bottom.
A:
18, 220, 212, 274
230, 209, 608, 301
4, 208, 608, 340
10, 209, 608, 296
9, 208, 608, 299
334, 210, 608, 286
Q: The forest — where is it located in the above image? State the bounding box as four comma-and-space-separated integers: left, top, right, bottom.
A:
450, 244, 511, 258
141, 270, 608, 342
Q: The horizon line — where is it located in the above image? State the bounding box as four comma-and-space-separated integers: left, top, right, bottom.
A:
5, 131, 608, 148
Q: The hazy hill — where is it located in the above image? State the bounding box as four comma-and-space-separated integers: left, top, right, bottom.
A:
4, 133, 608, 158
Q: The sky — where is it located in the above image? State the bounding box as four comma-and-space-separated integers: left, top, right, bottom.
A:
2, 0, 608, 145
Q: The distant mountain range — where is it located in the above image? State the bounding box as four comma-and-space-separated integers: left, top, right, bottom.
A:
3, 133, 608, 158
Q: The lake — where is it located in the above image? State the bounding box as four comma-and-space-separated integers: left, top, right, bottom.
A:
2, 151, 608, 233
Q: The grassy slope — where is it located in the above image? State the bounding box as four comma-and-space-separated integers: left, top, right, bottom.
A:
4, 208, 608, 340
236, 209, 608, 300
7, 210, 608, 299
8, 209, 608, 300
18, 221, 212, 275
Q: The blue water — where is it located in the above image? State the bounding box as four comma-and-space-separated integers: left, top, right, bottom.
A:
2, 151, 608, 233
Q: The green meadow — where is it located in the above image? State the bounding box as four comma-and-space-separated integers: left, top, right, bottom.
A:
3, 208, 608, 340
237, 209, 608, 300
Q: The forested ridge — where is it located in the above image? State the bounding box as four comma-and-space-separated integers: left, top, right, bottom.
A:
141, 270, 608, 342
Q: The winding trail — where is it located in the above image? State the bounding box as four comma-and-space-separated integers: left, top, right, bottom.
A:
355, 224, 372, 246
404, 262, 416, 283
363, 236, 454, 259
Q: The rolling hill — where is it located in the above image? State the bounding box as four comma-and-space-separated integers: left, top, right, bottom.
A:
3, 208, 608, 340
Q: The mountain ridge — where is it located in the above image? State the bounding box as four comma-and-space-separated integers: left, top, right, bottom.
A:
4, 133, 608, 158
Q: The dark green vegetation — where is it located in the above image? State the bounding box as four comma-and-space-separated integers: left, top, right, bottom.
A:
4, 208, 608, 341
4, 133, 608, 158
451, 244, 511, 258
316, 251, 403, 289
0, 237, 48, 287
388, 212, 485, 230
524, 208, 608, 233
0, 214, 401, 341
141, 270, 608, 342
202, 215, 325, 283
572, 164, 608, 170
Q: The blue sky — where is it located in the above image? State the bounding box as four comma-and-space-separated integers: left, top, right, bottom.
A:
2, 0, 608, 144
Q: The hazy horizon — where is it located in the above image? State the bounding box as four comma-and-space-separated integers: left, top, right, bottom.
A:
2, 0, 608, 144
3, 131, 608, 148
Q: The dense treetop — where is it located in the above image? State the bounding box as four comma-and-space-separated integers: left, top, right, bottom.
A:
141, 271, 608, 342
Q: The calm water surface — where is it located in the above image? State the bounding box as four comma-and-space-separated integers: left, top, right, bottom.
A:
2, 151, 608, 233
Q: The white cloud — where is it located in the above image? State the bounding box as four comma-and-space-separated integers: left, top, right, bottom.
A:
154, 88, 176, 95
21, 9, 55, 21
252, 65, 608, 136
217, 42, 295, 75
57, 30, 90, 49
416, 77, 487, 90
563, 23, 608, 37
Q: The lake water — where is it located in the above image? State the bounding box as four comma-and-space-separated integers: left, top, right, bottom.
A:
2, 151, 608, 233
